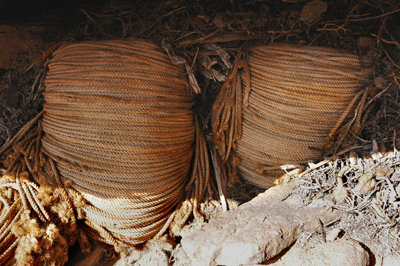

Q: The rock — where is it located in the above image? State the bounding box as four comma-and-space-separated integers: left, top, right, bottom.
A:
113, 241, 170, 266
270, 238, 370, 266
171, 245, 194, 266
133, 245, 169, 266
357, 37, 375, 48
181, 180, 343, 266
299, 0, 328, 23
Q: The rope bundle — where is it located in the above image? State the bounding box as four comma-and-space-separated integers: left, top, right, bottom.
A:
41, 39, 209, 247
0, 178, 22, 266
0, 113, 85, 266
212, 43, 372, 188
0, 38, 210, 264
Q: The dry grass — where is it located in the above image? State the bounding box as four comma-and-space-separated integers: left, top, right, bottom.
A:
286, 146, 400, 258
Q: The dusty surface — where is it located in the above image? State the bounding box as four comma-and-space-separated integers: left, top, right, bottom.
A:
269, 238, 370, 266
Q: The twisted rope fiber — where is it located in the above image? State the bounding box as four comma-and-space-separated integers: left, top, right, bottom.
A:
41, 39, 210, 247
212, 43, 371, 188
0, 182, 21, 266
0, 113, 86, 265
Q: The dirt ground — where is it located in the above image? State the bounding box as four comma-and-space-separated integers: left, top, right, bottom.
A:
1, 0, 400, 265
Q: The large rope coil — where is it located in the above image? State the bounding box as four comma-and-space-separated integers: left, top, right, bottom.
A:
212, 43, 372, 188
42, 39, 210, 247
0, 39, 210, 264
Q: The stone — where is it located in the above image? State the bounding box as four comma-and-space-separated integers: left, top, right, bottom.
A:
181, 180, 343, 266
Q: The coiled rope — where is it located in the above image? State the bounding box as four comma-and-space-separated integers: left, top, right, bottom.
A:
0, 39, 210, 264
42, 39, 210, 247
212, 43, 372, 188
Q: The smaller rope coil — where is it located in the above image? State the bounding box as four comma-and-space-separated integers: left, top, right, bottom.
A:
212, 43, 372, 188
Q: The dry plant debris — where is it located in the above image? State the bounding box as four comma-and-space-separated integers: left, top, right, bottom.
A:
286, 146, 400, 260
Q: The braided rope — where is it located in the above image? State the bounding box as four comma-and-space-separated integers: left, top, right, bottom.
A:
212, 43, 372, 188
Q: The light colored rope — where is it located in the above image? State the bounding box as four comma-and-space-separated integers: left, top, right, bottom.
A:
0, 183, 21, 266
0, 116, 84, 265
212, 43, 372, 188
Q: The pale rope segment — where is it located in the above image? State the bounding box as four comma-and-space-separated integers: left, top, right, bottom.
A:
212, 43, 372, 189
41, 39, 210, 248
0, 112, 87, 266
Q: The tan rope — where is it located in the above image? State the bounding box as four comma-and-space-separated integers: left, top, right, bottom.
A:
0, 115, 84, 265
40, 39, 209, 246
0, 183, 21, 266
0, 110, 44, 156
212, 43, 372, 188
0, 38, 210, 263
